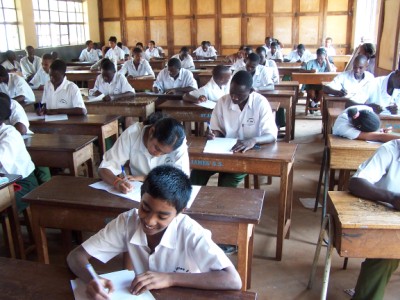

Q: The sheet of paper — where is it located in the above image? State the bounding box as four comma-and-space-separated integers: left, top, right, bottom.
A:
187, 185, 201, 208
203, 137, 237, 154
70, 270, 155, 300
144, 91, 160, 96
89, 180, 143, 202
87, 94, 104, 102
45, 114, 68, 122
195, 100, 216, 110
27, 112, 45, 121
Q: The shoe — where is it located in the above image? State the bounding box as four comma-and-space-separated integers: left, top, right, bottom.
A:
218, 244, 237, 255
308, 103, 315, 114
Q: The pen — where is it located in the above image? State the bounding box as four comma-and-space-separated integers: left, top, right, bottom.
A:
253, 144, 261, 150
86, 263, 107, 293
121, 165, 128, 181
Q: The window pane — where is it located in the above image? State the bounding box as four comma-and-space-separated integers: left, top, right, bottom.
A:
59, 11, 67, 22
6, 24, 20, 50
2, 0, 16, 9
49, 0, 58, 10
38, 0, 49, 10
67, 2, 75, 12
33, 10, 40, 22
68, 12, 76, 22
75, 2, 82, 12
61, 35, 69, 45
58, 1, 67, 11
60, 24, 68, 35
76, 12, 83, 23
0, 25, 7, 51
50, 11, 59, 22
40, 10, 50, 22
32, 0, 39, 10
0, 11, 4, 23
4, 9, 17, 22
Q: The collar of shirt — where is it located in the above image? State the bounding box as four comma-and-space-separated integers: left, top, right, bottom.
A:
52, 76, 68, 93
169, 68, 184, 81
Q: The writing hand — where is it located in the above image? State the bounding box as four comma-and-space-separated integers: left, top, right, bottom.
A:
102, 95, 112, 102
231, 139, 257, 153
206, 128, 215, 140
198, 95, 207, 103
92, 90, 102, 96
386, 104, 398, 115
130, 271, 171, 296
86, 277, 114, 300
166, 89, 176, 95
369, 103, 383, 114
117, 180, 133, 194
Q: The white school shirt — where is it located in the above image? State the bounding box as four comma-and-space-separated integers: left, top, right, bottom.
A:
230, 58, 245, 72
42, 77, 86, 111
99, 122, 190, 176
188, 77, 230, 102
285, 50, 314, 63
193, 47, 217, 58
0, 73, 35, 103
326, 70, 374, 97
83, 209, 233, 275
121, 45, 130, 55
323, 46, 336, 57
20, 56, 41, 79
171, 54, 195, 69
332, 105, 374, 140
79, 48, 100, 63
7, 100, 33, 134
265, 60, 279, 84
266, 50, 283, 61
29, 67, 50, 89
362, 72, 400, 112
89, 73, 135, 96
235, 65, 274, 91
1, 60, 21, 72
0, 124, 35, 178
105, 46, 125, 63
144, 48, 160, 61
118, 59, 155, 78
353, 139, 400, 193
153, 68, 198, 93
210, 91, 278, 140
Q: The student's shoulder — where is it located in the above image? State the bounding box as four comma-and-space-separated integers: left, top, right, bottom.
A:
125, 122, 144, 136
64, 79, 81, 93
175, 214, 208, 237
0, 123, 21, 139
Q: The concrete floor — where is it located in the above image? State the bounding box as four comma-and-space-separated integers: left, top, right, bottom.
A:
4, 107, 400, 299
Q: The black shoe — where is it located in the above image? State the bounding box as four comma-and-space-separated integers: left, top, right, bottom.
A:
308, 102, 316, 114
218, 244, 237, 255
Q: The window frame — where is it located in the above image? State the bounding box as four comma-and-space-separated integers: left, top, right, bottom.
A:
0, 0, 21, 51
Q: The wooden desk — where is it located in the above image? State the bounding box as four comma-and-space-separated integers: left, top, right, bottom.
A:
127, 78, 155, 91
277, 66, 302, 77
66, 61, 93, 67
66, 70, 100, 82
23, 176, 265, 290
198, 71, 213, 87
291, 72, 339, 85
188, 137, 297, 260
0, 174, 24, 259
149, 59, 167, 70
276, 62, 302, 68
322, 95, 349, 137
28, 114, 119, 157
24, 134, 97, 177
0, 257, 257, 300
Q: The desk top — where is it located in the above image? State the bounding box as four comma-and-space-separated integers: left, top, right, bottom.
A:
66, 69, 100, 75
24, 133, 98, 152
0, 174, 21, 189
188, 137, 297, 163
29, 114, 120, 126
328, 191, 400, 229
275, 81, 299, 88
259, 90, 296, 97
0, 257, 256, 300
84, 95, 158, 106
328, 134, 381, 151
23, 176, 265, 224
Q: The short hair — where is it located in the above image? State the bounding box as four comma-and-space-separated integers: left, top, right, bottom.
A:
297, 44, 305, 51
140, 165, 192, 213
0, 65, 8, 77
101, 59, 116, 72
85, 40, 92, 46
108, 36, 117, 43
26, 45, 34, 51
244, 47, 253, 54
201, 41, 208, 47
231, 70, 253, 89
149, 40, 155, 45
270, 42, 278, 48
316, 47, 327, 56
325, 37, 333, 42
354, 54, 368, 65
167, 57, 181, 69
255, 46, 266, 54
0, 92, 11, 122
136, 42, 144, 48
180, 46, 189, 53
143, 111, 169, 126
5, 50, 15, 59
42, 53, 53, 61
347, 107, 380, 132
151, 117, 186, 150
247, 53, 260, 63
117, 42, 122, 48
362, 43, 376, 56
132, 47, 143, 54
212, 65, 231, 78
50, 59, 67, 74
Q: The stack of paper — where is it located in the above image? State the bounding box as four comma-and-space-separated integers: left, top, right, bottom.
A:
203, 137, 237, 154
45, 114, 68, 122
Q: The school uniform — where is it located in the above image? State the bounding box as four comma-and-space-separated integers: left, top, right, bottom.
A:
79, 48, 100, 63
121, 45, 130, 56
351, 139, 400, 300
326, 70, 374, 98
41, 77, 86, 111
8, 100, 32, 134
261, 60, 280, 84
235, 65, 274, 91
1, 60, 21, 72
285, 50, 314, 63
83, 209, 234, 275
190, 92, 277, 187
230, 58, 245, 72
171, 54, 195, 69
303, 59, 331, 92
153, 68, 198, 94
332, 105, 374, 140
266, 50, 283, 61
118, 59, 155, 78
99, 122, 190, 177
188, 77, 230, 102
29, 67, 50, 89
193, 47, 217, 58
0, 123, 37, 211
323, 46, 336, 57
144, 48, 160, 61
20, 56, 42, 79
89, 73, 135, 96
0, 73, 35, 103
105, 46, 125, 64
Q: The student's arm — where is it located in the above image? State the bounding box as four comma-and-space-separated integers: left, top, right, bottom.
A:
98, 167, 136, 193
14, 122, 27, 135
165, 86, 196, 94
182, 92, 206, 103
46, 107, 87, 115
13, 95, 26, 103
323, 85, 346, 97
356, 131, 399, 143
130, 265, 241, 295
103, 91, 135, 102
231, 134, 276, 153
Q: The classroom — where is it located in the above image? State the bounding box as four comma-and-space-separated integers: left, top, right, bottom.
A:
0, 0, 400, 299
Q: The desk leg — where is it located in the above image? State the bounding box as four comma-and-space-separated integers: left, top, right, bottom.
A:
30, 206, 50, 263
291, 89, 298, 140
285, 104, 292, 142
71, 144, 95, 177
7, 186, 25, 259
237, 223, 253, 291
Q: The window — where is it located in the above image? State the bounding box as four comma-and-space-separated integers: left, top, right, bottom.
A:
0, 0, 21, 51
32, 0, 86, 47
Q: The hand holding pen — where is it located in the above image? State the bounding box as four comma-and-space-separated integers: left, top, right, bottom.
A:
86, 263, 114, 300
114, 165, 133, 194
36, 103, 46, 116
206, 122, 215, 140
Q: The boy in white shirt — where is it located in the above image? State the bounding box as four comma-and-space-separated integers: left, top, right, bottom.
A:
79, 40, 100, 63
0, 65, 35, 104
29, 53, 53, 90
20, 46, 42, 82
153, 58, 198, 95
256, 47, 279, 84
284, 44, 314, 63
171, 47, 195, 69
190, 70, 277, 187
67, 165, 241, 298
90, 58, 135, 102
323, 37, 336, 57
266, 42, 283, 62
144, 40, 161, 61
119, 47, 155, 79
104, 36, 125, 67
37, 60, 87, 116
1, 50, 21, 73
193, 41, 217, 60
183, 65, 231, 103
117, 42, 130, 58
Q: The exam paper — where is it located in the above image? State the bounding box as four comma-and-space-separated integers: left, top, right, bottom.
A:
70, 270, 155, 300
203, 137, 237, 154
26, 112, 45, 121
195, 100, 216, 109
45, 114, 68, 122
89, 180, 143, 202
87, 93, 105, 102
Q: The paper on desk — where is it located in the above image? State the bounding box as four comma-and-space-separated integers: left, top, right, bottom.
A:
45, 114, 68, 122
87, 93, 104, 102
89, 180, 143, 202
26, 112, 45, 121
203, 137, 237, 154
70, 270, 155, 300
195, 100, 216, 110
